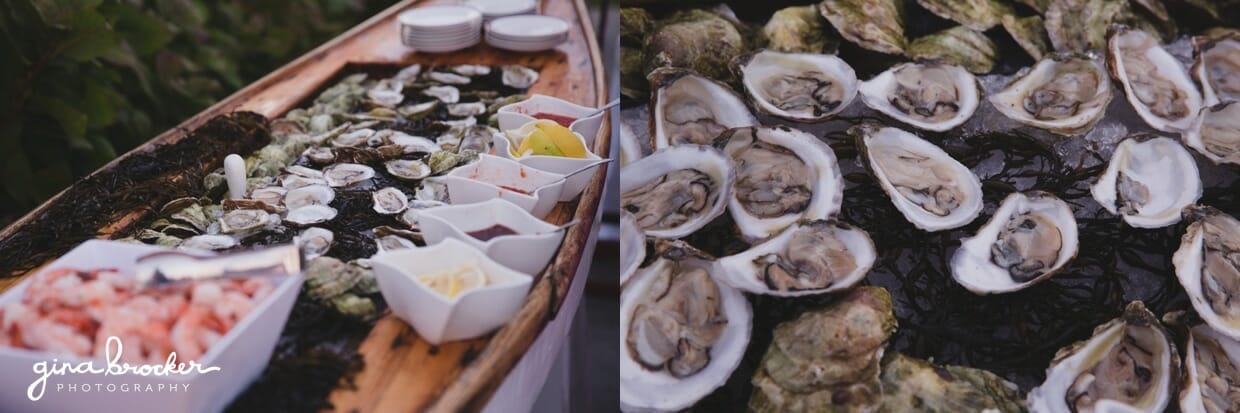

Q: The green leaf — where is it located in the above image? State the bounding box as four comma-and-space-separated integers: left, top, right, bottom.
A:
107, 3, 172, 56
83, 135, 116, 166
59, 9, 117, 62
29, 95, 90, 149
156, 0, 206, 30
81, 79, 115, 128
30, 0, 103, 28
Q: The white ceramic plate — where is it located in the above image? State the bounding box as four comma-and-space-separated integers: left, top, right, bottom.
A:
397, 5, 482, 29
465, 0, 537, 17
487, 15, 569, 41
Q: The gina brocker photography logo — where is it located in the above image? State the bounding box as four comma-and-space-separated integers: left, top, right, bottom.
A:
27, 336, 221, 402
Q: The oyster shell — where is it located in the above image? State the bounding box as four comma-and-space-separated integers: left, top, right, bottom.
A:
649, 68, 757, 149
372, 187, 409, 215
951, 191, 1079, 294
761, 5, 838, 54
620, 145, 733, 239
295, 227, 333, 260
220, 209, 272, 234
1045, 0, 1133, 54
644, 9, 746, 82
284, 185, 335, 210
1179, 324, 1240, 413
879, 353, 1025, 412
385, 159, 432, 181
501, 65, 538, 89
620, 243, 752, 412
817, 0, 906, 55
323, 163, 376, 187
733, 50, 859, 122
1173, 206, 1240, 342
427, 71, 470, 85
854, 124, 983, 231
1107, 26, 1204, 132
285, 205, 338, 226
422, 86, 460, 104
713, 126, 843, 240
1183, 102, 1240, 166
620, 211, 646, 287
1002, 14, 1051, 61
1192, 32, 1240, 106
1090, 136, 1201, 228
748, 286, 896, 413
989, 55, 1113, 135
249, 187, 287, 207
1027, 301, 1179, 413
179, 234, 236, 251
906, 25, 998, 74
718, 220, 875, 296
858, 62, 981, 131
916, 0, 1012, 31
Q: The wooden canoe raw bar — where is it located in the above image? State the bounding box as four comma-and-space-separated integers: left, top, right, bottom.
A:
0, 0, 609, 411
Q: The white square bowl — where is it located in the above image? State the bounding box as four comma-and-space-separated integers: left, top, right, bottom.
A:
496, 94, 605, 147
0, 239, 303, 413
440, 154, 565, 219
370, 238, 533, 345
419, 198, 565, 275
490, 126, 608, 203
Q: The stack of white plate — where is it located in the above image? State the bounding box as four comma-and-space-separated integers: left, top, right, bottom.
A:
398, 5, 483, 53
465, 0, 537, 21
486, 15, 570, 52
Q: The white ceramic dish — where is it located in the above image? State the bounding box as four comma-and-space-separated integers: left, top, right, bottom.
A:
464, 0, 537, 19
419, 198, 565, 275
497, 94, 605, 146
440, 154, 565, 218
491, 124, 606, 202
397, 5, 482, 29
485, 34, 566, 52
487, 15, 569, 41
371, 238, 533, 345
0, 240, 303, 413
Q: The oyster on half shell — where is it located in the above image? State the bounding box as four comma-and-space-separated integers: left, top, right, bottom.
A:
621, 145, 734, 239
1174, 206, 1240, 342
854, 124, 983, 231
1091, 136, 1201, 228
713, 126, 843, 240
620, 211, 646, 287
1192, 32, 1240, 106
717, 220, 875, 296
733, 50, 859, 122
1027, 301, 1179, 413
1183, 101, 1240, 166
649, 68, 758, 149
620, 243, 752, 412
858, 62, 981, 131
989, 55, 1113, 135
1107, 26, 1204, 133
1179, 324, 1240, 413
951, 191, 1079, 294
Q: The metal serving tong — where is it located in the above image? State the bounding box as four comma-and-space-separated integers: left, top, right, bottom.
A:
133, 244, 303, 289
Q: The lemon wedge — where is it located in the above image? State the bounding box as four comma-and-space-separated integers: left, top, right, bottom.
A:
504, 120, 588, 159
417, 261, 489, 299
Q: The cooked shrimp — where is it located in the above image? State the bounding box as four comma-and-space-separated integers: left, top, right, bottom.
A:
213, 291, 255, 327
241, 278, 274, 301
23, 319, 92, 356
170, 305, 227, 361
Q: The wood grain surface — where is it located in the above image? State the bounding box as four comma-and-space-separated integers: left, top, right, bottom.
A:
0, 0, 609, 411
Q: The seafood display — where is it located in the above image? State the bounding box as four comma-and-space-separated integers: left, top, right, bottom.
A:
622, 2, 1239, 412
0, 267, 273, 363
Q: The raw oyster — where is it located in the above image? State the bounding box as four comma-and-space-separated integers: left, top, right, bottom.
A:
502, 65, 539, 89
422, 86, 460, 104
1107, 26, 1204, 132
916, 0, 1012, 31
761, 5, 837, 54
1192, 32, 1240, 106
179, 234, 236, 251
323, 163, 376, 187
1027, 301, 1178, 413
427, 71, 470, 85
989, 55, 1112, 135
281, 174, 326, 190
951, 191, 1079, 294
1002, 14, 1051, 61
285, 205, 338, 226
1091, 136, 1201, 228
713, 126, 843, 240
906, 25, 998, 74
1173, 206, 1240, 341
620, 243, 752, 412
621, 145, 733, 239
372, 187, 409, 215
295, 227, 333, 260
733, 50, 859, 122
1179, 324, 1240, 413
644, 9, 746, 82
447, 102, 487, 117
220, 209, 272, 234
333, 128, 374, 147
718, 220, 875, 296
858, 62, 981, 131
817, 0, 906, 55
748, 286, 896, 413
620, 211, 645, 287
854, 124, 983, 231
1183, 102, 1240, 165
879, 353, 1025, 412
284, 185, 335, 210
649, 68, 757, 149
385, 159, 432, 181
249, 187, 287, 207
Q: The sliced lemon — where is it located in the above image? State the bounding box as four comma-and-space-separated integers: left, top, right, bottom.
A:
417, 261, 490, 299
535, 122, 587, 159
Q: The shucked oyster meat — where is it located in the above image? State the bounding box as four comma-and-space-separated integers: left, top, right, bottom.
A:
952, 191, 1079, 294
1028, 301, 1178, 413
1184, 102, 1240, 166
1108, 26, 1204, 133
718, 220, 875, 296
858, 62, 981, 131
733, 50, 859, 122
620, 243, 752, 412
649, 68, 757, 149
854, 124, 983, 231
620, 145, 733, 239
1174, 206, 1240, 341
713, 126, 843, 240
989, 55, 1113, 135
1193, 32, 1240, 106
1091, 136, 1201, 228
1180, 324, 1240, 413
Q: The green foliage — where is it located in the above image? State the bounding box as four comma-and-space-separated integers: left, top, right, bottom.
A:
0, 0, 396, 222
